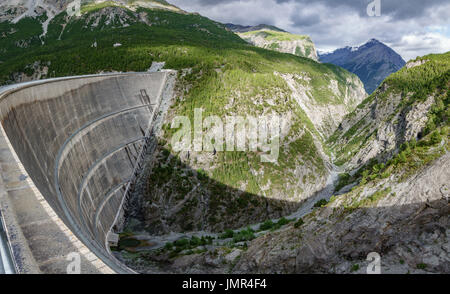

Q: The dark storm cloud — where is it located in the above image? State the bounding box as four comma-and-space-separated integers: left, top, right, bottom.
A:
290, 9, 321, 27
291, 14, 320, 27
178, 0, 449, 20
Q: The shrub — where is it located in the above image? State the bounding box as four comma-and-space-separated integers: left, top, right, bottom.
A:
269, 217, 293, 231
430, 130, 442, 145
398, 151, 408, 163
277, 217, 290, 226
335, 173, 351, 192
360, 170, 370, 185
174, 238, 189, 247
219, 229, 235, 239
197, 169, 208, 182
189, 236, 201, 247
294, 218, 304, 228
351, 264, 360, 272
259, 220, 275, 231
417, 263, 427, 270
233, 228, 255, 243
314, 199, 328, 208
118, 238, 140, 249
380, 170, 390, 179
200, 236, 214, 245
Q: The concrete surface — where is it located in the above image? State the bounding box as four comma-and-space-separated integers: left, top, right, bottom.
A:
0, 71, 176, 273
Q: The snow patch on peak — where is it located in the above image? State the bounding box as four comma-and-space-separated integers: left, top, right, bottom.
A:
316, 49, 334, 56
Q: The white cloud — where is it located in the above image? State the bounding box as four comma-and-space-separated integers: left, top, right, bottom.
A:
391, 32, 450, 61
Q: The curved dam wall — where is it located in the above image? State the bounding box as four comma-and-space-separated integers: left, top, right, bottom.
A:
0, 72, 175, 273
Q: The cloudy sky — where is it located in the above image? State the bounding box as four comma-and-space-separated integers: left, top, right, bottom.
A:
170, 0, 450, 61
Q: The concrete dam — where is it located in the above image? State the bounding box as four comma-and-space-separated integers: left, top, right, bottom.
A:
0, 71, 176, 274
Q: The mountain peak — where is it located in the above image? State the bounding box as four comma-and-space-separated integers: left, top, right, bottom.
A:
367, 38, 381, 44
319, 39, 406, 94
360, 38, 385, 49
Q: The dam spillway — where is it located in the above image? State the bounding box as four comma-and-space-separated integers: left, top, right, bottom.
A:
0, 71, 176, 273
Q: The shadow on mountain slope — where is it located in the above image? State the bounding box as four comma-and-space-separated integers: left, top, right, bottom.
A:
124, 144, 328, 235
119, 151, 448, 274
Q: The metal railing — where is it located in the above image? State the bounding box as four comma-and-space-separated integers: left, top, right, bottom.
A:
0, 212, 15, 274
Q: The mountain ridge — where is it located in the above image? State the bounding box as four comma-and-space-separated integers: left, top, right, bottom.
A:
228, 23, 319, 61
319, 39, 406, 94
225, 23, 286, 33
0, 0, 184, 23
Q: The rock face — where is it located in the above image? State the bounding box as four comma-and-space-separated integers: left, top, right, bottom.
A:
329, 53, 448, 170
0, 0, 67, 23
234, 152, 450, 274
278, 71, 366, 138
0, 0, 71, 36
331, 90, 436, 170
230, 26, 318, 61
0, 0, 183, 24
319, 39, 406, 94
10, 61, 49, 82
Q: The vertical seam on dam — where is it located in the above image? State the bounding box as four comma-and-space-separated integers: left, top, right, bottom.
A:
93, 181, 131, 239
77, 137, 146, 233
